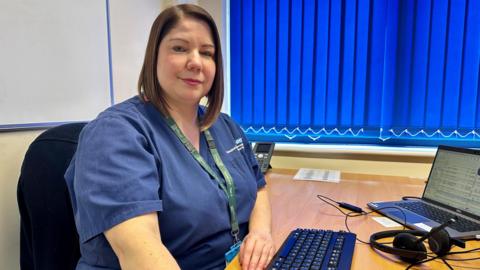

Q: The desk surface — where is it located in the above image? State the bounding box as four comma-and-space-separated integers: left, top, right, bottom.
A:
266, 169, 480, 270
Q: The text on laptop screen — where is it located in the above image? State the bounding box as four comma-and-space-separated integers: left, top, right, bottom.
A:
423, 148, 480, 217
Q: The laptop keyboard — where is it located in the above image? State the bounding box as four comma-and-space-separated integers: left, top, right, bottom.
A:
267, 229, 356, 270
396, 201, 480, 232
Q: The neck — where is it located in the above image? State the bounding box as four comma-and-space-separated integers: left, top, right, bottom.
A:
167, 104, 201, 151
167, 104, 198, 129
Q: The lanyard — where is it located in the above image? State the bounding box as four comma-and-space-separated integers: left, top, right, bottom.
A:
165, 116, 240, 244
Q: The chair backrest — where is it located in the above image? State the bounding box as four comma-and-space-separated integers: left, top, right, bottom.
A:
17, 122, 87, 270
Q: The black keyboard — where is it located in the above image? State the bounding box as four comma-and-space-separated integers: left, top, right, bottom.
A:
267, 229, 356, 270
396, 201, 480, 232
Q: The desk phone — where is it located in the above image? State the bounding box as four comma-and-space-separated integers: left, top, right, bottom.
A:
253, 142, 275, 174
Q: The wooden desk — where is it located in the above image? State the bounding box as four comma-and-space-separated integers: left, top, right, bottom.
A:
266, 169, 480, 269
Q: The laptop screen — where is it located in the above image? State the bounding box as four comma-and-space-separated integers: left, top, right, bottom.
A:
423, 147, 480, 217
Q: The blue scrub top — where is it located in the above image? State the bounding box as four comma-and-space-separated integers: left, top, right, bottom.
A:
64, 96, 266, 270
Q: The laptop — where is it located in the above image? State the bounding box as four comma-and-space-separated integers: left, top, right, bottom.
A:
368, 145, 480, 240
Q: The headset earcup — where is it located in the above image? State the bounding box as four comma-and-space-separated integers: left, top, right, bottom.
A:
393, 233, 427, 263
428, 229, 451, 256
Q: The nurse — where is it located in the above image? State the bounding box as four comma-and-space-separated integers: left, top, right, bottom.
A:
65, 4, 274, 270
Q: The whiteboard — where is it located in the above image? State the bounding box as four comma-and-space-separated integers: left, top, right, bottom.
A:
0, 0, 112, 129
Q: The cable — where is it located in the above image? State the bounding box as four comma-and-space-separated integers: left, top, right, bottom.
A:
316, 195, 408, 244
446, 256, 480, 262
317, 194, 365, 213
443, 266, 480, 270
440, 248, 480, 265
441, 258, 454, 270
406, 246, 480, 269
343, 211, 369, 244
444, 247, 480, 256
316, 194, 340, 204
423, 247, 480, 269
316, 194, 359, 216
405, 255, 444, 270
405, 245, 480, 269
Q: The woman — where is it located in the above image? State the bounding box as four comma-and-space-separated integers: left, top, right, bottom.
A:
65, 4, 274, 270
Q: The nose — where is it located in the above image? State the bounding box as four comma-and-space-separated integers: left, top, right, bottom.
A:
186, 51, 202, 72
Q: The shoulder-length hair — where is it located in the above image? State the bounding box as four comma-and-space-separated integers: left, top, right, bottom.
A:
137, 4, 224, 130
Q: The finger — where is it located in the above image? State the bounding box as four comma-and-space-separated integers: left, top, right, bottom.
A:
243, 238, 256, 269
259, 244, 275, 269
256, 244, 270, 269
241, 237, 257, 270
247, 241, 263, 270
239, 235, 252, 266
264, 246, 275, 268
239, 239, 246, 265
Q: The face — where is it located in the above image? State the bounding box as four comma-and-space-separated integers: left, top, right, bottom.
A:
156, 17, 216, 109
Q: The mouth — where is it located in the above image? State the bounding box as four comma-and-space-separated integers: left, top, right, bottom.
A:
181, 78, 203, 86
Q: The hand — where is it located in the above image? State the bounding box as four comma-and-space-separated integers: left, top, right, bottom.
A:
239, 230, 275, 270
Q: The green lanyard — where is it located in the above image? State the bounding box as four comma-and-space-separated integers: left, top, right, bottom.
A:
165, 116, 240, 244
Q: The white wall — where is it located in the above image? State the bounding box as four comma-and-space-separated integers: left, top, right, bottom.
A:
110, 1, 162, 103
0, 131, 40, 270
0, 0, 112, 125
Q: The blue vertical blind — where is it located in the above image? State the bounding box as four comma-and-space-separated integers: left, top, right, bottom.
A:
230, 0, 480, 146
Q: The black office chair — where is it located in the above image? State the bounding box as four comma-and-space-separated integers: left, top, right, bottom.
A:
17, 122, 87, 270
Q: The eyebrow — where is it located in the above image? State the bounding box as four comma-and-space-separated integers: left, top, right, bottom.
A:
167, 38, 215, 49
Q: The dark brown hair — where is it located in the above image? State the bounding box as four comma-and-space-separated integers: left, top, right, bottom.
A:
137, 4, 224, 130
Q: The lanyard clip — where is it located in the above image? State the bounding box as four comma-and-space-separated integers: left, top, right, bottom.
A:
231, 230, 240, 244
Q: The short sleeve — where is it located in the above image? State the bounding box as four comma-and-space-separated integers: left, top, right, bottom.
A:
66, 116, 162, 243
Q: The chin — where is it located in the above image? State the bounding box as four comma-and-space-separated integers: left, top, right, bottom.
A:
183, 96, 205, 106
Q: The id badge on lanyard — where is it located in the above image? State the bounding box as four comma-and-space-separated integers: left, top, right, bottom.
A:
225, 241, 242, 269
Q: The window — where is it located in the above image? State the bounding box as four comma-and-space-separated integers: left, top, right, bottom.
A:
230, 0, 480, 147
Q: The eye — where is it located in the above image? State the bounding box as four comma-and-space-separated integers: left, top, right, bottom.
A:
201, 51, 214, 57
172, 45, 187, 53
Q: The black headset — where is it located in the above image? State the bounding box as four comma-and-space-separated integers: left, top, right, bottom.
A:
369, 218, 463, 263
370, 228, 453, 263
